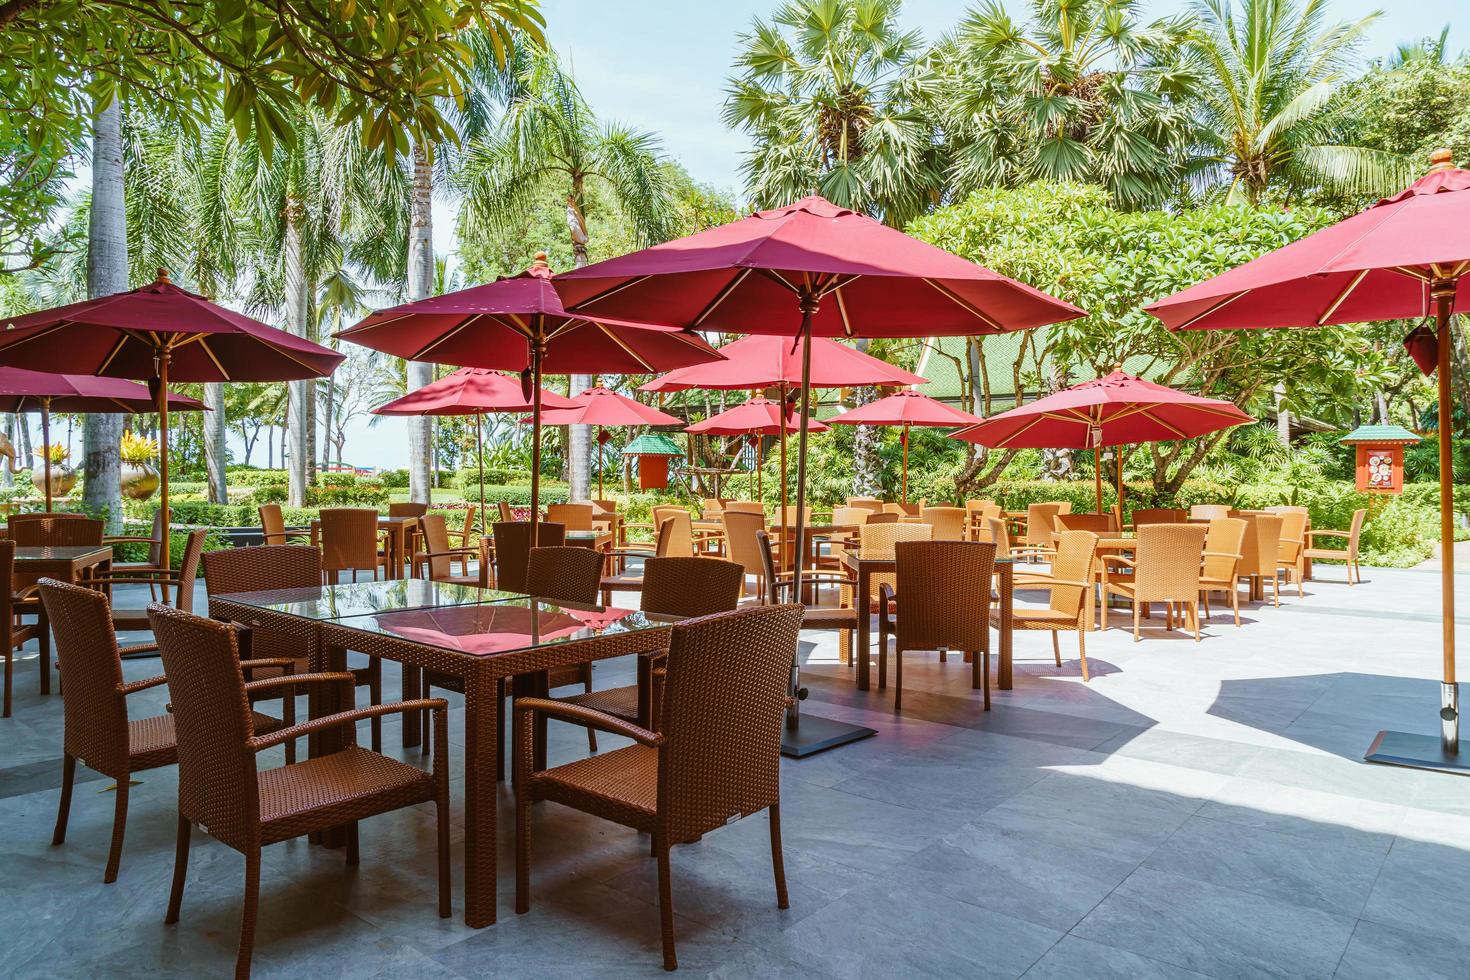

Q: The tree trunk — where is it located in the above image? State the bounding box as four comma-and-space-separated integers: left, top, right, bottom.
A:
1274, 383, 1291, 447
83, 95, 126, 529
850, 339, 881, 496
321, 379, 335, 470
1, 414, 12, 488
283, 198, 310, 507
566, 184, 593, 502
405, 142, 435, 503
203, 383, 227, 503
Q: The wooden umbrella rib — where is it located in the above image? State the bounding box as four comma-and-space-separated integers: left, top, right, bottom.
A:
832, 285, 854, 336
411, 315, 481, 360
594, 322, 655, 372
1317, 269, 1370, 325
196, 336, 231, 382
923, 279, 1005, 333
1174, 290, 1249, 330
568, 274, 652, 309
1135, 407, 1188, 438
993, 414, 1052, 448
691, 268, 752, 328
756, 268, 802, 296
97, 331, 134, 374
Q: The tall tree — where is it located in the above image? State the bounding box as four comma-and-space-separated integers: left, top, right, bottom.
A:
724, 0, 938, 226
936, 0, 1201, 209
1190, 0, 1408, 204
456, 45, 673, 500
83, 97, 127, 529
405, 143, 436, 503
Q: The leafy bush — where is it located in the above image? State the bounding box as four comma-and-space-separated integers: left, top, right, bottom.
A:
227, 469, 289, 489
378, 468, 409, 488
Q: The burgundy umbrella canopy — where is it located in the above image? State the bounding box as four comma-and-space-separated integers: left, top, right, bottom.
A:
640, 333, 924, 391
828, 390, 983, 502
532, 386, 682, 499
950, 370, 1252, 513
0, 270, 344, 565
1146, 150, 1470, 770
0, 367, 207, 510
372, 368, 577, 520
339, 255, 722, 538
685, 397, 829, 500
557, 194, 1083, 755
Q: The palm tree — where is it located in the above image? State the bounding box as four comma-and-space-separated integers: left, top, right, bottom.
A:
723, 0, 940, 226
938, 0, 1201, 209
1388, 25, 1454, 68
1191, 0, 1410, 204
236, 109, 408, 505
81, 96, 127, 528
455, 43, 673, 501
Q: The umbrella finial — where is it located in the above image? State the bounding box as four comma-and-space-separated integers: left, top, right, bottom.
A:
156, 267, 171, 281
531, 252, 550, 272
1428, 149, 1455, 173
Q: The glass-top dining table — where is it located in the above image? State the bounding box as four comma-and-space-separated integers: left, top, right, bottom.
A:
208, 578, 676, 929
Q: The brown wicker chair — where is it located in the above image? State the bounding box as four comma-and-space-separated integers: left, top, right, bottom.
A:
560, 556, 745, 732
1057, 512, 1117, 535
202, 544, 381, 755
919, 506, 968, 541
1274, 508, 1309, 596
317, 508, 389, 583
1198, 518, 1248, 626
412, 514, 479, 585
1303, 508, 1367, 585
846, 496, 883, 513
98, 528, 207, 643
995, 530, 1098, 680
104, 509, 169, 601
388, 501, 429, 570
2, 539, 47, 717
1021, 503, 1066, 558
38, 578, 289, 884
864, 511, 899, 525
445, 505, 480, 549
257, 504, 308, 546
1189, 504, 1231, 521
600, 518, 677, 600
514, 603, 803, 971
148, 604, 449, 980
1101, 523, 1208, 641
490, 521, 566, 593
876, 540, 996, 711
1129, 508, 1186, 526
7, 514, 104, 547
723, 509, 773, 596
756, 529, 857, 665
1237, 514, 1284, 607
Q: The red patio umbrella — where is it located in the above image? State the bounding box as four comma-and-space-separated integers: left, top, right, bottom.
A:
950, 370, 1253, 514
827, 390, 982, 502
684, 396, 829, 500
0, 270, 343, 566
1145, 150, 1470, 771
371, 367, 577, 521
0, 366, 207, 510
557, 195, 1083, 755
338, 254, 722, 541
532, 386, 682, 498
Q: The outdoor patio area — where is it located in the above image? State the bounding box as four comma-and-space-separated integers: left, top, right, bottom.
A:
3, 554, 1465, 980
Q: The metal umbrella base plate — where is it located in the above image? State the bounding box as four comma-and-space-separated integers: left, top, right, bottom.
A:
781, 714, 877, 758
1365, 730, 1470, 775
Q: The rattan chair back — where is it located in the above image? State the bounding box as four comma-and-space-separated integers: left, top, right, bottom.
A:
779, 505, 812, 526
831, 506, 866, 528
525, 546, 605, 605
865, 511, 899, 524
258, 504, 289, 546
1132, 523, 1207, 601
493, 521, 566, 593
9, 515, 103, 546
642, 558, 744, 618
722, 510, 767, 577
1131, 508, 1186, 526
38, 578, 128, 774
172, 529, 207, 614
1343, 508, 1367, 559
846, 496, 883, 513
1264, 505, 1309, 516
1202, 518, 1247, 582
860, 521, 932, 596
1239, 514, 1283, 578
203, 544, 321, 595
1024, 503, 1065, 550
318, 508, 382, 575
920, 506, 968, 541
1276, 509, 1308, 559
722, 501, 765, 516
418, 514, 454, 580
148, 605, 260, 849
892, 541, 995, 653
1049, 531, 1099, 618
652, 507, 696, 558
388, 502, 428, 520
657, 604, 804, 845
1057, 513, 1117, 534
547, 503, 595, 532
1189, 504, 1230, 521
499, 501, 515, 522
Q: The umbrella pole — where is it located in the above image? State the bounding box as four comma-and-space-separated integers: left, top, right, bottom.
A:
1094, 450, 1103, 515
529, 338, 544, 548
1435, 281, 1459, 753
1116, 448, 1126, 524
757, 435, 763, 501
156, 347, 171, 572
901, 425, 909, 504
792, 314, 814, 600
597, 426, 604, 500
476, 413, 485, 534
40, 399, 52, 511
779, 382, 788, 573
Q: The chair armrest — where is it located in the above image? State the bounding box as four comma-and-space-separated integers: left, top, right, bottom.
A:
91, 568, 182, 584
248, 698, 448, 751
102, 535, 160, 545
1202, 551, 1242, 560
1100, 555, 1135, 568
1305, 529, 1350, 540
514, 696, 663, 746
413, 547, 477, 560
242, 671, 355, 697
1027, 578, 1091, 592
118, 674, 168, 696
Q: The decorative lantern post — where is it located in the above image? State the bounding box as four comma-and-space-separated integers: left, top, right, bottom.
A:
621, 433, 683, 490
1340, 424, 1421, 494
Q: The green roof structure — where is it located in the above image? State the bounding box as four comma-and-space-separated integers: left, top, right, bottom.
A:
621, 433, 684, 456
913, 332, 1165, 406
1340, 424, 1421, 444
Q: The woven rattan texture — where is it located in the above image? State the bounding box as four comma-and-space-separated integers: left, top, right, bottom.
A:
492, 522, 565, 593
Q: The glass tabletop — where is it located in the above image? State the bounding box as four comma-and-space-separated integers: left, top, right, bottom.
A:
215, 579, 523, 622
14, 545, 112, 561
331, 596, 668, 657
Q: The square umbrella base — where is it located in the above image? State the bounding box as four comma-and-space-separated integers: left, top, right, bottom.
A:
1365, 729, 1470, 776
781, 714, 877, 758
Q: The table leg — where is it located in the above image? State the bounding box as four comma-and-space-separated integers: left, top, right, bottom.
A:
856, 564, 871, 692
315, 640, 349, 849
387, 526, 404, 580
998, 562, 1014, 691
463, 672, 498, 928
402, 663, 422, 748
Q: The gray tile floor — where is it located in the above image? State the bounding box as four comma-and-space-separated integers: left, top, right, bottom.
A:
3, 558, 1470, 978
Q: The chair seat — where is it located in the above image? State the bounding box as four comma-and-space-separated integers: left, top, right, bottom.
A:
529, 743, 657, 830
258, 745, 435, 843
993, 607, 1074, 627
128, 709, 285, 772
801, 606, 858, 628
1198, 575, 1235, 590
559, 683, 639, 723
600, 573, 645, 592
1302, 547, 1348, 561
